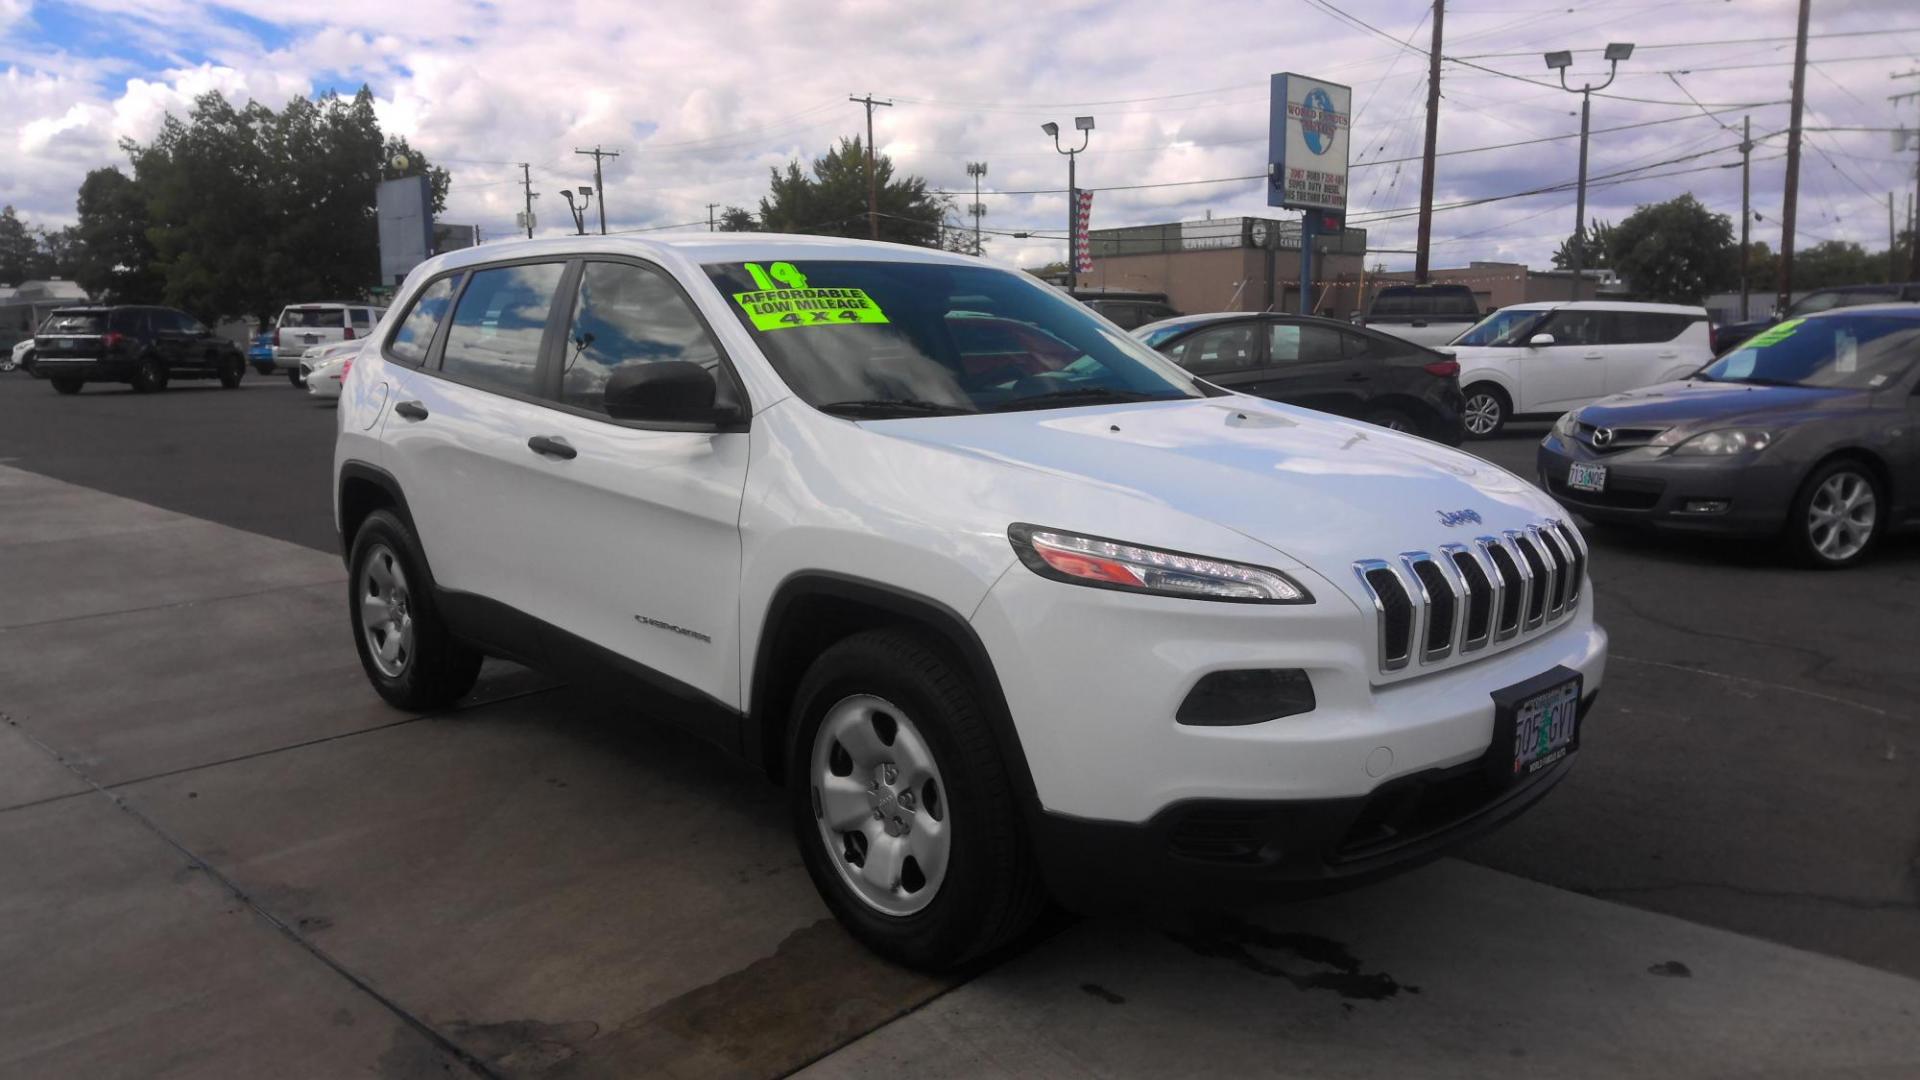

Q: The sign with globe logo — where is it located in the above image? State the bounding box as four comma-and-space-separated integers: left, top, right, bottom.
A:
1267, 73, 1351, 212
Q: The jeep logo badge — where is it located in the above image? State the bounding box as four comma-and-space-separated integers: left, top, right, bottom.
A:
1436, 509, 1482, 527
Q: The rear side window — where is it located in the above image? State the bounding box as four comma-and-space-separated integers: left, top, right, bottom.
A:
110, 309, 147, 334
1168, 322, 1260, 374
350, 309, 373, 330
1610, 312, 1698, 344
388, 278, 460, 366
1268, 323, 1345, 364
281, 307, 345, 328
440, 263, 566, 395
560, 262, 727, 414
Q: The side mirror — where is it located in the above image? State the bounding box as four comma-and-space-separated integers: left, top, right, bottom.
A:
603, 360, 728, 425
1528, 333, 1557, 347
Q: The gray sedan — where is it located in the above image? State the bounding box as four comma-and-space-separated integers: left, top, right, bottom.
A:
1537, 304, 1920, 567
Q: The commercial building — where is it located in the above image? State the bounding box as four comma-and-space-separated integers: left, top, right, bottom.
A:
1362, 261, 1624, 313
1084, 217, 1368, 315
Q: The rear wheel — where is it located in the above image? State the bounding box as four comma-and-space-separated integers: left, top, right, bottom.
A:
347, 509, 482, 710
1364, 406, 1418, 434
1462, 383, 1508, 439
51, 377, 82, 395
288, 369, 304, 387
217, 355, 244, 389
131, 353, 168, 393
1786, 459, 1883, 568
789, 629, 1044, 971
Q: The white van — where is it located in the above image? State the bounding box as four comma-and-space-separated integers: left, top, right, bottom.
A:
273, 303, 384, 384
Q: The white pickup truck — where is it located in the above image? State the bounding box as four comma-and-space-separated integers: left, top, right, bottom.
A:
1357, 284, 1483, 348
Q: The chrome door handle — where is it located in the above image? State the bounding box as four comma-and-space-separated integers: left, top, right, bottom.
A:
527, 435, 577, 460
1582, 352, 1604, 360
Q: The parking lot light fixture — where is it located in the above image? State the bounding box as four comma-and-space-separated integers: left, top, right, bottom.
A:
1044, 117, 1094, 290
1544, 41, 1633, 301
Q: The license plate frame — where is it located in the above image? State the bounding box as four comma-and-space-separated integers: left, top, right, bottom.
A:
1487, 666, 1583, 785
1566, 461, 1607, 493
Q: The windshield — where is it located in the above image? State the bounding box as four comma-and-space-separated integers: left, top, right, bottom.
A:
41, 311, 107, 335
704, 260, 1203, 418
1450, 308, 1547, 347
1699, 315, 1920, 390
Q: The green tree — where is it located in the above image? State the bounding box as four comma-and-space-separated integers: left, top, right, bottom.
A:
0, 206, 37, 284
1605, 195, 1737, 304
72, 167, 164, 302
716, 206, 760, 232
1551, 218, 1613, 271
1790, 240, 1886, 291
754, 137, 949, 246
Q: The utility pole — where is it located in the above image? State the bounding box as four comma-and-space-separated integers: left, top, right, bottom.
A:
967, 162, 988, 256
707, 204, 718, 232
1740, 117, 1753, 320
518, 163, 537, 239
573, 146, 620, 234
1774, 0, 1810, 313
1892, 194, 1900, 282
850, 94, 893, 240
1897, 69, 1920, 279
1414, 0, 1445, 282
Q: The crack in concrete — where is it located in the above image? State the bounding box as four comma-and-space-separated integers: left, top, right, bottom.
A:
1583, 880, 1917, 913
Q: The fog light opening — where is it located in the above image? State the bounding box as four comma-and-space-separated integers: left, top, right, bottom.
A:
1681, 499, 1730, 515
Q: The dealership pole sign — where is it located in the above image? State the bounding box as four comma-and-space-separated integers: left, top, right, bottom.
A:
1268, 73, 1351, 215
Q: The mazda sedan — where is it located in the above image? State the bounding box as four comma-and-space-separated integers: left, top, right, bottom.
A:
1537, 304, 1920, 567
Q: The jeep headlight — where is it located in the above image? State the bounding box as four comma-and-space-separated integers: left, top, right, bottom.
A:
1008, 524, 1312, 604
1668, 429, 1772, 456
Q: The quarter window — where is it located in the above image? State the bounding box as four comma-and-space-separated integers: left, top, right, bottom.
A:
560, 262, 728, 414
388, 277, 459, 366
441, 263, 565, 395
351, 308, 373, 330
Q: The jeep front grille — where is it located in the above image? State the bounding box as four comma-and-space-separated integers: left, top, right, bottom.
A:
1353, 519, 1587, 675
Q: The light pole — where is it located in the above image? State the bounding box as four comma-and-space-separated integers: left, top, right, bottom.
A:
560, 187, 594, 236
1043, 117, 1094, 288
966, 161, 988, 256
1545, 42, 1633, 301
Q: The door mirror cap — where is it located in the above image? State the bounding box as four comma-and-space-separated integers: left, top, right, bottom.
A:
603, 361, 732, 425
1528, 333, 1557, 347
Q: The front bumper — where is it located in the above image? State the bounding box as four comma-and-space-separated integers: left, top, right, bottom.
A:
1032, 692, 1592, 909
1537, 432, 1792, 535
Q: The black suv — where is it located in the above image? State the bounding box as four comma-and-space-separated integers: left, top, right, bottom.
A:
1711, 282, 1920, 354
1069, 289, 1182, 330
32, 306, 246, 395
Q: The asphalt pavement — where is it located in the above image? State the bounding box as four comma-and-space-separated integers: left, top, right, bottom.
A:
3, 370, 1917, 1077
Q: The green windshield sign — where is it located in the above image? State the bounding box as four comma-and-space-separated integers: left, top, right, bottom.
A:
1745, 318, 1803, 348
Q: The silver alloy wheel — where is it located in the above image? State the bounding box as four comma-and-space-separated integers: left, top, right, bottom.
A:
358, 543, 415, 678
1807, 470, 1876, 562
1463, 393, 1501, 436
810, 693, 951, 917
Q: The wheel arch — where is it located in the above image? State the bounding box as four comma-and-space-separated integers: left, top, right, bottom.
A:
336, 461, 417, 565
747, 572, 1038, 807
1805, 446, 1896, 509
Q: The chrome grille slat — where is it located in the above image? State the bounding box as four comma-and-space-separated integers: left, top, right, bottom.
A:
1359, 520, 1582, 675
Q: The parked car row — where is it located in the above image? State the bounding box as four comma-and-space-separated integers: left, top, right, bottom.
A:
1711, 281, 1920, 354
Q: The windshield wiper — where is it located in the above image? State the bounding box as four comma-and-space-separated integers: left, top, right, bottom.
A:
816, 398, 978, 418
988, 387, 1180, 413
1713, 375, 1802, 387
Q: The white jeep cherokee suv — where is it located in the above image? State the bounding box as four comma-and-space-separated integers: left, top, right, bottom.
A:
333, 235, 1607, 970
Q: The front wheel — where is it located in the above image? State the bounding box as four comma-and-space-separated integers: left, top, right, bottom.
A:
1786, 460, 1883, 568
218, 355, 244, 388
789, 629, 1044, 971
131, 354, 168, 393
288, 369, 305, 387
51, 377, 83, 395
1462, 384, 1507, 439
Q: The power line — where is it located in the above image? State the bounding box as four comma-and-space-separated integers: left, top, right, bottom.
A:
1441, 54, 1789, 107
1451, 26, 1919, 58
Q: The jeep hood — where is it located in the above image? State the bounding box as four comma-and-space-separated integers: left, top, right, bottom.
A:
868, 397, 1557, 570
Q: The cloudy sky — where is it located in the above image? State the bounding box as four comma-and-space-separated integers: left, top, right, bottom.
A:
0, 0, 1915, 273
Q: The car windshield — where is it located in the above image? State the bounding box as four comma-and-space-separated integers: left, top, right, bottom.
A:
1699, 314, 1920, 390
42, 311, 107, 334
704, 259, 1203, 418
1450, 308, 1546, 347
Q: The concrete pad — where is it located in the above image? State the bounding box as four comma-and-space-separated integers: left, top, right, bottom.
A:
0, 467, 187, 544
803, 860, 1920, 1079
0, 718, 86, 811
0, 792, 465, 1079
117, 687, 953, 1077
0, 576, 546, 786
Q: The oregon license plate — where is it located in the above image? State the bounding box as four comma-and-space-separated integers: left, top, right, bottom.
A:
1489, 668, 1582, 784
1567, 461, 1607, 492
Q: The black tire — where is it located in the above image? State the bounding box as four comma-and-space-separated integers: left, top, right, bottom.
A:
1462, 383, 1508, 439
1364, 406, 1419, 435
253, 363, 275, 376
788, 628, 1045, 971
217, 354, 244, 389
51, 377, 83, 395
131, 353, 168, 393
1784, 458, 1884, 569
288, 368, 305, 387
346, 509, 483, 710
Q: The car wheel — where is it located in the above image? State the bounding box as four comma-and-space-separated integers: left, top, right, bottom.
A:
347, 509, 483, 710
217, 355, 244, 389
789, 629, 1045, 971
1462, 384, 1507, 439
288, 369, 305, 387
132, 354, 168, 393
253, 363, 275, 376
51, 377, 83, 395
1786, 459, 1883, 569
1365, 407, 1419, 434
0, 356, 15, 373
